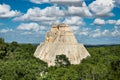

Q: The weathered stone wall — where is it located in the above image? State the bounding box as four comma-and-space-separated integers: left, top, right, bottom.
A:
34, 24, 90, 66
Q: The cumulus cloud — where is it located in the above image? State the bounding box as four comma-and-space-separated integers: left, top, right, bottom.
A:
89, 0, 115, 17
90, 29, 101, 37
13, 5, 92, 26
63, 16, 85, 26
106, 20, 116, 24
14, 5, 92, 23
93, 18, 105, 25
0, 4, 21, 18
92, 19, 120, 25
66, 6, 92, 17
30, 0, 49, 4
78, 25, 120, 38
62, 16, 86, 33
41, 19, 61, 26
79, 28, 90, 36
17, 23, 45, 32
0, 29, 13, 33
21, 32, 32, 35
19, 0, 92, 23
90, 27, 120, 38
105, 19, 120, 25
111, 26, 120, 36
30, 0, 84, 7
29, 0, 117, 18
70, 26, 79, 31
102, 30, 110, 36
116, 19, 120, 25
79, 31, 89, 36
90, 29, 108, 38
50, 0, 84, 6
14, 6, 64, 22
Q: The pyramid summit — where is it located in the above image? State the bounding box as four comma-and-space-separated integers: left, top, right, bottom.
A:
34, 23, 90, 66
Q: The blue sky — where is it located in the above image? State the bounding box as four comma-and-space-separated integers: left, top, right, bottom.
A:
0, 0, 120, 45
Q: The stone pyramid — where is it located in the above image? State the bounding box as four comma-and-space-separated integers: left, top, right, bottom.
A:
34, 23, 90, 66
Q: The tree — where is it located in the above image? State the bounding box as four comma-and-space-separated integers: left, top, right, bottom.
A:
0, 38, 4, 44
10, 41, 18, 52
0, 44, 7, 59
111, 60, 120, 79
55, 54, 70, 67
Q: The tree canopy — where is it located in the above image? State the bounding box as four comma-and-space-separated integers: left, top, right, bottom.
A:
0, 37, 120, 80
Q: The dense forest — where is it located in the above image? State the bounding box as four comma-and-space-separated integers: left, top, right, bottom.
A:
0, 38, 120, 80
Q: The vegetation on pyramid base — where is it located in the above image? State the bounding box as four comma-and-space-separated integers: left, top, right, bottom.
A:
55, 54, 71, 67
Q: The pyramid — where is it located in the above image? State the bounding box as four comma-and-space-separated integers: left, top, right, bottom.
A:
34, 23, 90, 66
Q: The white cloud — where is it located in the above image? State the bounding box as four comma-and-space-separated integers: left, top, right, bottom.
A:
41, 19, 61, 25
89, 26, 120, 38
105, 19, 120, 25
102, 30, 111, 36
21, 32, 32, 35
71, 26, 79, 31
0, 4, 21, 18
79, 31, 88, 36
111, 26, 120, 36
66, 6, 92, 17
0, 29, 13, 33
106, 20, 116, 24
79, 28, 90, 36
93, 18, 105, 25
89, 0, 115, 17
39, 26, 46, 30
14, 5, 92, 23
90, 29, 110, 38
92, 19, 120, 25
50, 0, 84, 6
116, 20, 120, 25
90, 29, 101, 37
17, 23, 45, 32
30, 0, 84, 7
16, 0, 92, 22
63, 16, 84, 26
0, 4, 10, 13
14, 6, 64, 21
13, 5, 92, 26
30, 0, 49, 4
77, 26, 120, 38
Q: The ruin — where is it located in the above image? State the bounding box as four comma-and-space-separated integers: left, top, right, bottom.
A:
34, 23, 90, 66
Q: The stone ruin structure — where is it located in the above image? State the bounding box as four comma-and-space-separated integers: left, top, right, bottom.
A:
34, 23, 90, 66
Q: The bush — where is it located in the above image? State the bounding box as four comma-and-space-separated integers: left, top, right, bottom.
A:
55, 54, 71, 67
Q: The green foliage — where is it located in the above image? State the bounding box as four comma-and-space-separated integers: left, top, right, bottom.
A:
0, 39, 47, 80
0, 38, 4, 44
111, 60, 120, 79
0, 38, 120, 80
42, 46, 120, 80
55, 54, 70, 67
0, 38, 7, 59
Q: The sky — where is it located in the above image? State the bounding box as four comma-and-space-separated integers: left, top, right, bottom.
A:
0, 0, 120, 45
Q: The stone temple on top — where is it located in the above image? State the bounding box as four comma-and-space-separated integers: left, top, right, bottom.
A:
34, 23, 90, 66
